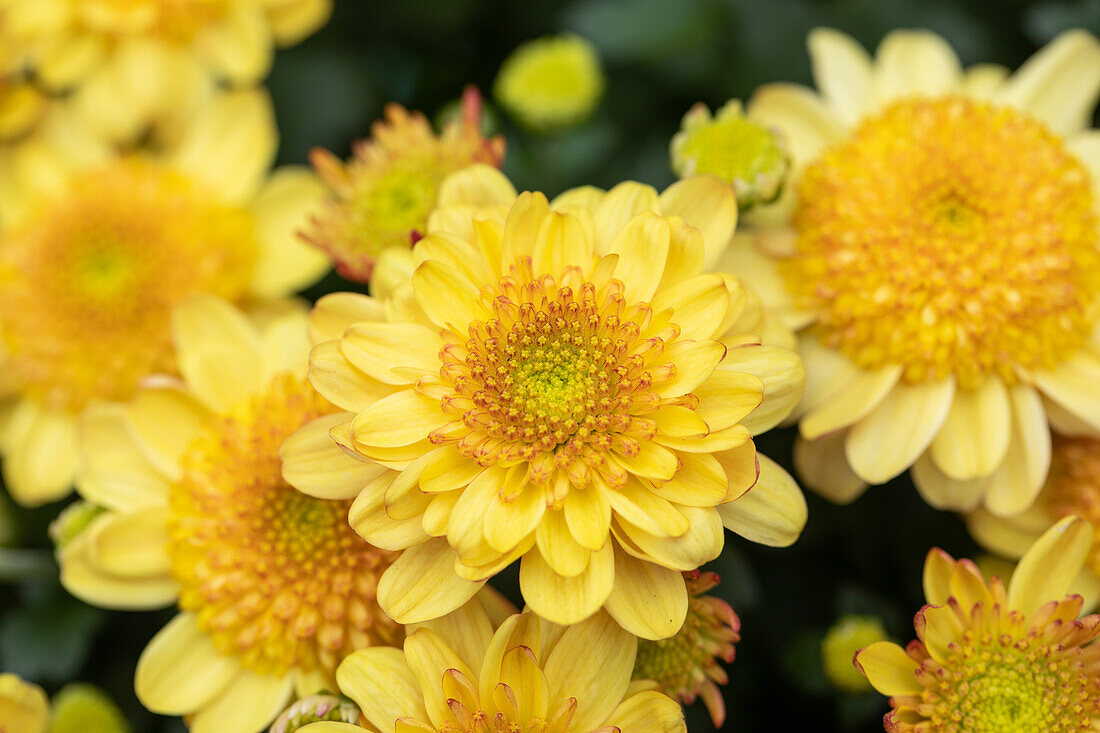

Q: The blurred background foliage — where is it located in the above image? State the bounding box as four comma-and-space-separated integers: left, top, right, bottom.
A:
3, 0, 1100, 730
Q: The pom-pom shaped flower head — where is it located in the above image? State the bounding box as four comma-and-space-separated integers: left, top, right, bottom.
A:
0, 89, 329, 505
57, 296, 401, 733
283, 165, 807, 640
722, 28, 1100, 514
968, 434, 1100, 607
304, 87, 506, 284
3, 0, 330, 94
855, 516, 1100, 732
296, 600, 686, 733
494, 34, 604, 132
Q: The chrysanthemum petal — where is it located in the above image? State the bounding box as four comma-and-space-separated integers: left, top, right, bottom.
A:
337, 647, 429, 731
60, 532, 178, 610
351, 390, 449, 448
656, 176, 737, 270
965, 504, 1050, 561
281, 413, 386, 499
87, 507, 171, 578
412, 261, 490, 331
189, 670, 293, 733
929, 377, 1011, 481
531, 211, 594, 279
650, 274, 729, 342
873, 30, 961, 99
408, 597, 495, 676
168, 89, 275, 203
415, 232, 496, 289
607, 212, 671, 303
341, 322, 443, 385
996, 29, 1100, 135
911, 453, 987, 512
308, 341, 393, 413
799, 364, 902, 441
807, 27, 873, 127
437, 164, 517, 208
605, 691, 685, 733
604, 479, 689, 538
135, 613, 241, 715
502, 191, 551, 263
249, 167, 331, 297
173, 295, 263, 413
484, 484, 547, 554
124, 387, 207, 480
592, 182, 659, 252
845, 378, 955, 484
655, 340, 726, 399
195, 2, 273, 84
543, 610, 636, 731
603, 546, 687, 641
536, 510, 591, 577
1033, 350, 1100, 434
404, 629, 476, 727
3, 401, 78, 506
746, 83, 843, 168
650, 453, 728, 507
720, 345, 804, 435
1007, 515, 1092, 617
982, 385, 1051, 516
793, 433, 867, 504
520, 542, 614, 625
853, 641, 922, 696
309, 293, 384, 344
922, 548, 957, 606
717, 455, 806, 547
564, 486, 612, 551
377, 539, 486, 624
617, 503, 723, 570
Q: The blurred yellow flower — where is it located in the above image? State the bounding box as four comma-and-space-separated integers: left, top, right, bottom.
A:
0, 89, 329, 506
0, 14, 44, 142
494, 34, 603, 131
298, 602, 687, 733
855, 516, 1100, 732
282, 165, 806, 639
721, 28, 1100, 513
670, 100, 789, 210
48, 684, 129, 733
57, 296, 401, 733
0, 673, 49, 733
304, 87, 505, 284
3, 0, 330, 91
821, 614, 886, 693
968, 434, 1100, 609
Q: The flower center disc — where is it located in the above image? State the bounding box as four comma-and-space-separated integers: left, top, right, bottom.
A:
434, 259, 673, 492
787, 96, 1100, 388
168, 375, 400, 677
924, 631, 1100, 732
0, 160, 257, 410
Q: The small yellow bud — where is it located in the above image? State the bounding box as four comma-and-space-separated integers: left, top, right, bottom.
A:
48, 684, 129, 733
49, 502, 105, 551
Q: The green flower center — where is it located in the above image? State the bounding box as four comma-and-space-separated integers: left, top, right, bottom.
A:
363, 167, 438, 234
680, 116, 785, 186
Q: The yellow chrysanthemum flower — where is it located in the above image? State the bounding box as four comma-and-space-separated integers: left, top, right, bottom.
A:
0, 673, 49, 733
721, 28, 1100, 513
282, 164, 807, 640
297, 601, 687, 733
494, 34, 604, 131
2, 0, 330, 92
855, 516, 1100, 732
0, 89, 329, 506
968, 434, 1100, 609
304, 87, 506, 284
57, 296, 401, 733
